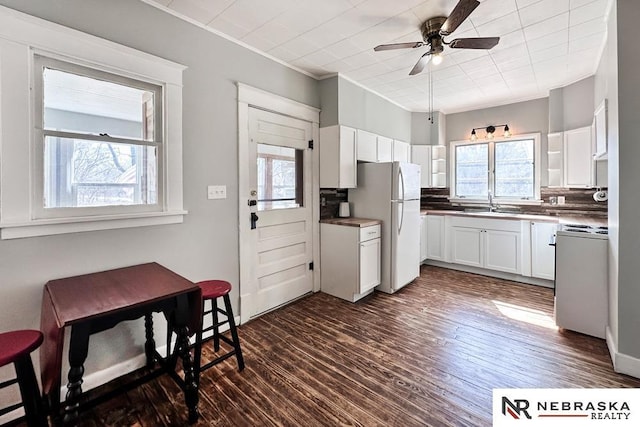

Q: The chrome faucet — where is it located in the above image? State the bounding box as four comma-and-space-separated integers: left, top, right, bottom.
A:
488, 191, 496, 212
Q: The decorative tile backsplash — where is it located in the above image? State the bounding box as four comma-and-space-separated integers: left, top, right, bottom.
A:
421, 187, 608, 217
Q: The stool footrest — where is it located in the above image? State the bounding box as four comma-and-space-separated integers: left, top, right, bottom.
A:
200, 350, 237, 372
0, 377, 18, 388
0, 401, 23, 417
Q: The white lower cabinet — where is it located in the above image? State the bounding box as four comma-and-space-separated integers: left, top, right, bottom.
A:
426, 215, 445, 261
484, 229, 520, 274
531, 222, 557, 280
451, 227, 483, 267
321, 223, 381, 302
448, 217, 522, 274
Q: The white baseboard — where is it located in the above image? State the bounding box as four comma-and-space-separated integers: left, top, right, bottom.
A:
424, 260, 554, 288
606, 326, 640, 379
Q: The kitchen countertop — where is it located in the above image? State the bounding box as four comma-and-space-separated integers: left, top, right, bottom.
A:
422, 209, 607, 227
320, 217, 382, 228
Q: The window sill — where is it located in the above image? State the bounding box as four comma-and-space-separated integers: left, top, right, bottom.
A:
0, 210, 188, 240
448, 198, 543, 206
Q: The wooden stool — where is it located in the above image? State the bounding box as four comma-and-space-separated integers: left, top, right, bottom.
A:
194, 280, 244, 373
0, 330, 47, 427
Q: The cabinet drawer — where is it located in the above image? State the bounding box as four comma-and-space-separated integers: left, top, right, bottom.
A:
360, 225, 381, 242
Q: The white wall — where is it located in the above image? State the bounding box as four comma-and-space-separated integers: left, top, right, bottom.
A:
337, 76, 412, 142
0, 0, 318, 395
615, 1, 640, 361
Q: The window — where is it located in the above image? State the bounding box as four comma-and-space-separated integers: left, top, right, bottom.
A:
0, 7, 186, 239
451, 134, 541, 203
34, 56, 163, 217
257, 143, 303, 211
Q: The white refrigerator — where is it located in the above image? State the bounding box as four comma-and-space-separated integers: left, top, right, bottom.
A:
349, 162, 421, 294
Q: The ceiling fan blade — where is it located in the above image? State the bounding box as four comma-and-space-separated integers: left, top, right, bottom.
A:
449, 37, 500, 49
374, 41, 424, 52
409, 53, 431, 75
440, 0, 480, 36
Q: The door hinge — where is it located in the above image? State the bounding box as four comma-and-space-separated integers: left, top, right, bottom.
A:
308, 140, 314, 149
308, 262, 314, 270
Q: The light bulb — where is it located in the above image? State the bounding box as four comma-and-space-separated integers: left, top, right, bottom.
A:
487, 131, 494, 139
431, 53, 443, 65
503, 125, 511, 137
470, 129, 477, 141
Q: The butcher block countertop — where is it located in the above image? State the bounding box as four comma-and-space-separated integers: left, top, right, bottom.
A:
421, 209, 607, 227
320, 217, 382, 228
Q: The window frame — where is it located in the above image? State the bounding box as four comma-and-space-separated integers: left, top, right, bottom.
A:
0, 7, 187, 239
449, 132, 542, 205
32, 55, 165, 219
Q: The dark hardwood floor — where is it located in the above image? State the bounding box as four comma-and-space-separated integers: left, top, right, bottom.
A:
41, 266, 640, 426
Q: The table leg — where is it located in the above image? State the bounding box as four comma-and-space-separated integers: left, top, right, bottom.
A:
176, 325, 199, 423
63, 324, 90, 425
144, 313, 156, 367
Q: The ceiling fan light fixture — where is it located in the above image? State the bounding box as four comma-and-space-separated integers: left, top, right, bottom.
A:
431, 53, 443, 65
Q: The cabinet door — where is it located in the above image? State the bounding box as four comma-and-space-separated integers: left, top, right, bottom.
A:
339, 126, 357, 188
377, 136, 393, 162
357, 129, 377, 162
531, 222, 556, 280
451, 227, 483, 267
411, 145, 431, 187
564, 127, 593, 188
420, 215, 427, 262
393, 140, 410, 162
484, 230, 520, 274
426, 215, 445, 261
360, 238, 381, 293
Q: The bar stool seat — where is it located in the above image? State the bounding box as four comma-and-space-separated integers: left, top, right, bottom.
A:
194, 280, 244, 374
0, 330, 48, 427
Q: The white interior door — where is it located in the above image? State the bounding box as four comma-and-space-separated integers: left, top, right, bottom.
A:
247, 107, 314, 316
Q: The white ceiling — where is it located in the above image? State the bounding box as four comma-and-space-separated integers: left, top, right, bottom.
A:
145, 0, 609, 114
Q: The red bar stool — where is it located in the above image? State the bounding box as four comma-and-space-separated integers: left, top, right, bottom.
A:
0, 330, 48, 427
193, 280, 244, 374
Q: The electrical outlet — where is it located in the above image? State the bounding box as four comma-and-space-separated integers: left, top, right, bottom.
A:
207, 185, 227, 200
557, 196, 566, 205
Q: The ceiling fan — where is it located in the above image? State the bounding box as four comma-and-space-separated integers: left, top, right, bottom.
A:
373, 0, 500, 75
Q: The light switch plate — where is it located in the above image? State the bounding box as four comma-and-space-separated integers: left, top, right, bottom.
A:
207, 185, 227, 200
557, 196, 566, 205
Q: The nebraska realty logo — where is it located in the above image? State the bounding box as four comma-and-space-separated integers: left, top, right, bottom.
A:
493, 389, 640, 426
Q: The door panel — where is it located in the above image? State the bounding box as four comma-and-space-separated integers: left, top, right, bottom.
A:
249, 108, 313, 316
392, 199, 420, 290
451, 227, 483, 267
484, 230, 520, 274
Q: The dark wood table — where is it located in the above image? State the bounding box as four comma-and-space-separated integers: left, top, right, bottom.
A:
40, 262, 202, 425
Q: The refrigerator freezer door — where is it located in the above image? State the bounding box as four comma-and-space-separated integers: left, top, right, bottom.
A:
391, 199, 421, 291
392, 162, 421, 201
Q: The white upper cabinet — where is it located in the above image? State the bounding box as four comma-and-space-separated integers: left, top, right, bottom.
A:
411, 145, 432, 188
320, 125, 357, 188
356, 129, 377, 163
377, 136, 393, 162
393, 140, 411, 163
563, 126, 594, 188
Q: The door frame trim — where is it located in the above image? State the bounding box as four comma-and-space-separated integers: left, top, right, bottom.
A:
237, 83, 320, 324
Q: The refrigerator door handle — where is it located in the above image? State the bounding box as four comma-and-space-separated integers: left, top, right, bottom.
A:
397, 201, 404, 234
399, 166, 405, 201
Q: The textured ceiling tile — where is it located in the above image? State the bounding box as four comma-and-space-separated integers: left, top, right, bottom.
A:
569, 17, 606, 40
169, 0, 233, 24
569, 0, 608, 27
207, 15, 252, 39
470, 0, 519, 27
526, 28, 568, 52
475, 12, 522, 37
519, 0, 570, 28
523, 12, 569, 40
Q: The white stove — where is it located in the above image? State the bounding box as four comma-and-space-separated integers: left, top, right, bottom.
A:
557, 223, 608, 239
554, 222, 608, 338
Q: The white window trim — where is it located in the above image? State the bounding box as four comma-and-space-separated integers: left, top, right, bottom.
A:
449, 132, 542, 206
0, 6, 187, 239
